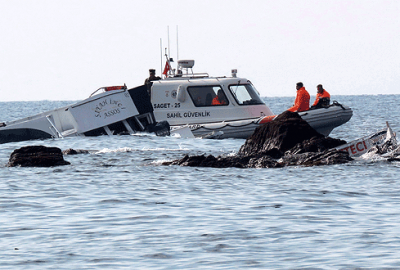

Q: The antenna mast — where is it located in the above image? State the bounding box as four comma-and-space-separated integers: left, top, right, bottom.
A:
160, 38, 163, 76
167, 26, 170, 58
176, 25, 179, 61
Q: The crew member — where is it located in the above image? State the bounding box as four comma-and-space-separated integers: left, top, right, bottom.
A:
311, 84, 330, 109
144, 69, 161, 95
287, 82, 310, 112
212, 90, 228, 105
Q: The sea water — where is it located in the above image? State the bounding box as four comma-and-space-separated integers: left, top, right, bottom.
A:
0, 95, 400, 269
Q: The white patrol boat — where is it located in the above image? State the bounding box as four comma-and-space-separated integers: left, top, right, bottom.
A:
149, 59, 353, 139
0, 85, 170, 144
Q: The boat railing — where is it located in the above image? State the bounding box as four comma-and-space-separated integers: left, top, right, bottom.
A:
89, 85, 127, 97
165, 73, 209, 80
5, 110, 58, 126
46, 115, 63, 138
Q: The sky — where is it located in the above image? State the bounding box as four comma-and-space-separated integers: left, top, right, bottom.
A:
0, 0, 399, 101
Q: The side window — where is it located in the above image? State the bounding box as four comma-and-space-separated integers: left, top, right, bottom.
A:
229, 84, 264, 105
187, 86, 229, 107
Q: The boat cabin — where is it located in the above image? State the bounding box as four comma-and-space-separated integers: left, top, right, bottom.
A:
149, 60, 273, 128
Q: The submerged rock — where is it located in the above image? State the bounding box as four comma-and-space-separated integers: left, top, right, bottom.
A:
62, 148, 91, 155
280, 149, 352, 167
164, 153, 284, 168
7, 145, 70, 167
164, 111, 351, 168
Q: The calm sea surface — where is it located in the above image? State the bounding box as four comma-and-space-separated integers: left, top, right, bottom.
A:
1, 95, 400, 269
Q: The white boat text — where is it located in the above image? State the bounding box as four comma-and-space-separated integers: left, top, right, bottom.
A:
167, 111, 211, 119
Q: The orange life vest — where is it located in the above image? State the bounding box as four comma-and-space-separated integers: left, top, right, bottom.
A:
212, 96, 227, 105
287, 87, 310, 112
312, 89, 330, 106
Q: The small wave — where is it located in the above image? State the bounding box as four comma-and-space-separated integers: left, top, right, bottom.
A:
96, 147, 190, 154
99, 199, 126, 204
341, 191, 369, 197
130, 132, 156, 137
143, 253, 172, 259
16, 259, 47, 265
226, 151, 237, 157
359, 151, 386, 161
89, 258, 116, 263
141, 147, 190, 152
94, 147, 189, 154
206, 243, 231, 253
170, 133, 182, 138
151, 159, 173, 165
95, 147, 134, 154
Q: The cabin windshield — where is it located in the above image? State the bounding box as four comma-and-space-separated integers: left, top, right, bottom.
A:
229, 84, 264, 105
187, 85, 229, 107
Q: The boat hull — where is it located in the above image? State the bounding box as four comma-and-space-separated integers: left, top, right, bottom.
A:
170, 102, 353, 139
299, 102, 353, 136
0, 128, 53, 144
171, 118, 261, 139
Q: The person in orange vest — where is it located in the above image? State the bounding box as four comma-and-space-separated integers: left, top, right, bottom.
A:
212, 89, 228, 105
287, 82, 310, 112
311, 84, 330, 109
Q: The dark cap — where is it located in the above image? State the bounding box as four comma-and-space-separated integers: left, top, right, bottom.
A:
296, 82, 303, 88
149, 69, 155, 73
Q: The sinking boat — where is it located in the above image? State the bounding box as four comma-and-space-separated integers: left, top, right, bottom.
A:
149, 59, 353, 138
0, 85, 170, 144
336, 122, 397, 157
